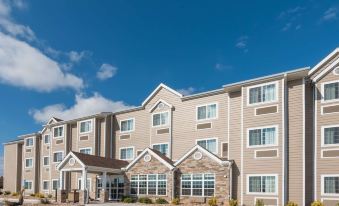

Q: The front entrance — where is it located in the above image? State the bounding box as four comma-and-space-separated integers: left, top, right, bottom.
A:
96, 175, 124, 201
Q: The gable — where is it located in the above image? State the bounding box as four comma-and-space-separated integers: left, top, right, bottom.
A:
142, 83, 182, 108
149, 99, 172, 113
57, 152, 84, 171
309, 48, 339, 82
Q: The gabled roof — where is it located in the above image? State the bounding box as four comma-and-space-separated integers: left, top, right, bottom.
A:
309, 48, 339, 82
148, 99, 173, 112
142, 83, 183, 107
308, 47, 339, 76
123, 147, 175, 171
174, 144, 232, 167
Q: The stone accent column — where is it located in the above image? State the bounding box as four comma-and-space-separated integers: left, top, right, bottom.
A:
56, 189, 67, 203
79, 190, 87, 205
99, 189, 109, 203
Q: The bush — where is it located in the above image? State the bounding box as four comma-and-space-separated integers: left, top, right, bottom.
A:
138, 197, 153, 204
255, 199, 264, 206
0, 191, 3, 195
155, 198, 168, 204
208, 197, 218, 206
171, 197, 180, 205
123, 197, 134, 203
336, 203, 339, 206
4, 191, 11, 195
229, 199, 238, 206
11, 192, 18, 196
40, 198, 50, 204
47, 194, 52, 198
286, 201, 298, 206
311, 201, 324, 206
35, 193, 45, 198
30, 193, 35, 197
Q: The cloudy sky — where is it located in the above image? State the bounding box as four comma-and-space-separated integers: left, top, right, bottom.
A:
0, 0, 339, 174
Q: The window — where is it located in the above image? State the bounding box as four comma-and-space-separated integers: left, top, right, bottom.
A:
248, 175, 277, 194
181, 173, 215, 197
248, 126, 277, 147
43, 181, 49, 190
53, 152, 63, 163
153, 143, 169, 156
120, 147, 134, 160
44, 135, 50, 144
53, 126, 64, 138
43, 156, 49, 166
25, 158, 33, 168
80, 120, 92, 133
79, 148, 92, 155
130, 174, 167, 196
25, 138, 34, 147
152, 112, 169, 127
323, 176, 339, 194
249, 83, 277, 104
197, 138, 217, 153
324, 82, 339, 101
120, 118, 134, 132
197, 103, 217, 120
52, 180, 59, 190
24, 180, 33, 190
323, 126, 339, 146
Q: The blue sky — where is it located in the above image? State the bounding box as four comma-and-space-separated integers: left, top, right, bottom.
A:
0, 0, 339, 173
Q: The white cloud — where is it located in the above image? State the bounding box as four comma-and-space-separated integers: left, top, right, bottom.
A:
68, 50, 88, 63
97, 63, 118, 80
322, 7, 338, 21
235, 36, 249, 52
0, 32, 84, 92
215, 63, 233, 71
29, 93, 134, 123
278, 6, 304, 32
177, 87, 196, 96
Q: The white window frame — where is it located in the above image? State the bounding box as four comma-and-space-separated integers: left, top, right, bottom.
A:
321, 125, 339, 147
79, 119, 93, 134
247, 125, 279, 148
321, 80, 339, 103
120, 118, 135, 133
152, 111, 169, 127
52, 179, 59, 190
196, 102, 218, 121
152, 143, 169, 156
53, 151, 64, 163
42, 180, 49, 191
246, 174, 278, 195
79, 147, 93, 155
247, 81, 279, 106
195, 138, 218, 154
43, 156, 50, 166
180, 173, 216, 197
321, 174, 339, 196
24, 180, 33, 191
25, 137, 34, 147
25, 158, 33, 168
130, 174, 167, 196
53, 125, 65, 139
119, 146, 135, 160
44, 134, 50, 145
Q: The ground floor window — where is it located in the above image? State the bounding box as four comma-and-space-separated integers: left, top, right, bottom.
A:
43, 181, 49, 190
323, 176, 339, 194
52, 180, 59, 190
248, 175, 277, 194
24, 180, 33, 190
181, 173, 215, 197
130, 174, 167, 196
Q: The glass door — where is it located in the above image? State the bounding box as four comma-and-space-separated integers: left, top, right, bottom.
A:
96, 177, 102, 199
109, 176, 124, 200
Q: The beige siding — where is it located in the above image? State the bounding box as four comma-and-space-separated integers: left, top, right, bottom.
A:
4, 143, 22, 193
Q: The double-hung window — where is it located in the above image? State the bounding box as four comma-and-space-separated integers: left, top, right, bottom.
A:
181, 173, 215, 197
120, 147, 134, 160
249, 82, 277, 104
43, 181, 49, 190
152, 112, 169, 127
197, 138, 217, 153
44, 135, 50, 144
43, 156, 49, 166
248, 175, 277, 194
120, 118, 134, 132
52, 180, 59, 190
248, 126, 277, 147
53, 152, 63, 163
24, 180, 33, 190
323, 126, 339, 146
25, 138, 34, 147
53, 126, 64, 138
152, 143, 169, 156
130, 174, 167, 196
25, 158, 33, 168
323, 81, 339, 101
80, 120, 92, 134
197, 103, 217, 120
79, 148, 92, 155
323, 176, 339, 195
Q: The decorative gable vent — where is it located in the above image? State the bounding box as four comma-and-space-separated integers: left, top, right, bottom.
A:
158, 102, 165, 109
334, 67, 339, 75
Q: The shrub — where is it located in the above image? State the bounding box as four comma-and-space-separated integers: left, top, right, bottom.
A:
4, 191, 11, 195
155, 198, 168, 204
40, 198, 50, 204
286, 201, 298, 206
11, 192, 18, 196
208, 197, 218, 206
123, 197, 134, 203
47, 194, 52, 198
171, 197, 180, 205
229, 199, 238, 206
0, 191, 3, 195
35, 193, 45, 198
311, 201, 324, 206
138, 197, 153, 204
30, 193, 35, 197
336, 203, 339, 206
255, 199, 264, 206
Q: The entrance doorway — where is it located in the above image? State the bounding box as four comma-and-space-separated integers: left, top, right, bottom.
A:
97, 175, 124, 201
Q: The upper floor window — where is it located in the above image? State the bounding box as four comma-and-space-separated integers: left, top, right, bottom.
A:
152, 112, 169, 127
197, 103, 217, 121
43, 156, 49, 166
44, 135, 50, 144
323, 176, 339, 195
248, 126, 277, 147
80, 120, 92, 134
323, 126, 339, 146
248, 82, 277, 105
25, 158, 33, 168
153, 143, 169, 156
25, 138, 34, 147
120, 118, 134, 133
323, 81, 339, 102
197, 138, 217, 154
53, 126, 64, 138
120, 147, 134, 160
248, 175, 277, 194
53, 152, 63, 163
79, 148, 92, 155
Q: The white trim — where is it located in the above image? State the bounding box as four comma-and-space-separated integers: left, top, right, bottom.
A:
51, 179, 59, 190
77, 177, 92, 192
246, 174, 279, 196
195, 102, 219, 121
321, 174, 339, 196
24, 158, 33, 168
309, 48, 339, 75
321, 103, 339, 115
180, 173, 216, 197
43, 156, 50, 166
53, 125, 65, 139
151, 111, 170, 128
302, 78, 305, 206
246, 81, 279, 106
321, 197, 339, 203
79, 147, 93, 155
314, 55, 339, 82
130, 173, 168, 196
78, 119, 94, 135
254, 104, 279, 116
24, 180, 33, 191
321, 148, 339, 158
25, 137, 34, 148
56, 151, 86, 170
151, 142, 170, 157
53, 151, 64, 164
253, 197, 279, 206
195, 137, 218, 154
42, 180, 49, 191
333, 67, 339, 75
119, 118, 135, 133
43, 134, 51, 145
148, 99, 173, 112
321, 124, 339, 147
246, 125, 279, 148
142, 83, 183, 106
321, 80, 339, 103
119, 146, 135, 160
254, 148, 279, 159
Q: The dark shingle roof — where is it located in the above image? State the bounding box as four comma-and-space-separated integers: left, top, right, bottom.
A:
72, 152, 129, 169
149, 148, 174, 165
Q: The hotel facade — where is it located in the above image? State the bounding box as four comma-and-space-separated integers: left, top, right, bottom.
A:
3, 48, 339, 206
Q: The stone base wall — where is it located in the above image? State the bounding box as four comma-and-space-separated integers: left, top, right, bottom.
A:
56, 189, 67, 203
99, 189, 109, 203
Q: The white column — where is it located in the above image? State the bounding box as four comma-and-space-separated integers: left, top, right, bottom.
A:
102, 172, 107, 190
81, 169, 87, 190
59, 171, 64, 190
